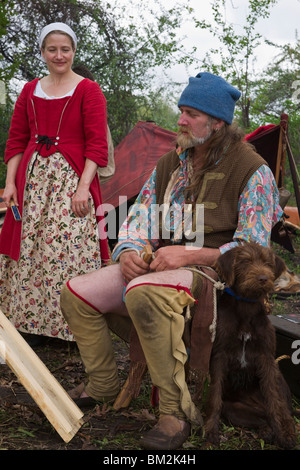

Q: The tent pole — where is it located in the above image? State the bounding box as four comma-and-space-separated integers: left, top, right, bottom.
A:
286, 138, 300, 220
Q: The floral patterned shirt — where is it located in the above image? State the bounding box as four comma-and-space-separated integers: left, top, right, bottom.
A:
112, 149, 283, 260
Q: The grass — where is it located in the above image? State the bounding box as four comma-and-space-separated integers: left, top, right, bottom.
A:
0, 226, 299, 452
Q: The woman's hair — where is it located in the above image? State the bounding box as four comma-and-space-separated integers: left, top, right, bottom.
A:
41, 30, 76, 51
185, 121, 251, 202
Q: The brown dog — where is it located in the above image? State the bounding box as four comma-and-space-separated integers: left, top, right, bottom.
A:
205, 242, 297, 449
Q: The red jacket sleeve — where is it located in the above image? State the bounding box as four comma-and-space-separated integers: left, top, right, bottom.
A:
82, 81, 108, 168
5, 82, 31, 163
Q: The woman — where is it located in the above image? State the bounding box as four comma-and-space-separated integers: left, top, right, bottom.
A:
0, 23, 110, 342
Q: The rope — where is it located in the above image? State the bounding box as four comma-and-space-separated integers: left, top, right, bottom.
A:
182, 265, 225, 342
275, 354, 290, 363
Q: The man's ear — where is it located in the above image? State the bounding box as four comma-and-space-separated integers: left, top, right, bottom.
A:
212, 119, 224, 132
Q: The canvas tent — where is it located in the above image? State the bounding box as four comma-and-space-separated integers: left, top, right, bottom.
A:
244, 113, 300, 252
101, 121, 177, 245
101, 115, 300, 252
1, 116, 298, 249
101, 120, 176, 209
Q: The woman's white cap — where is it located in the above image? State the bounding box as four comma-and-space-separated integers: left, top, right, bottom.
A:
39, 22, 77, 62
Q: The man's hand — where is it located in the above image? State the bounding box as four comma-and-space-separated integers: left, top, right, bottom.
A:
150, 245, 221, 271
119, 250, 150, 282
150, 246, 189, 272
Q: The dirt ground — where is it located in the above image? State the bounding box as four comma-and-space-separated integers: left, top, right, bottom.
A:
0, 240, 300, 453
0, 306, 299, 454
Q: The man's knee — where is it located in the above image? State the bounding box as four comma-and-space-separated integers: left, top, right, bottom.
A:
125, 281, 195, 328
125, 283, 149, 313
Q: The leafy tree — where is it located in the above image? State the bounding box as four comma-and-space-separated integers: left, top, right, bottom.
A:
251, 39, 300, 165
0, 102, 13, 187
0, 0, 191, 143
136, 87, 180, 132
192, 0, 278, 129
0, 1, 15, 186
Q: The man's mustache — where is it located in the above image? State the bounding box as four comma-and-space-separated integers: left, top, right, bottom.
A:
177, 126, 193, 137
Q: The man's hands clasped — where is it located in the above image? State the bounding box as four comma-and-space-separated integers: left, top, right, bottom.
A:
119, 245, 191, 283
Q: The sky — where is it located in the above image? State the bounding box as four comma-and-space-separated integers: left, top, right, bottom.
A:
151, 0, 300, 86
7, 0, 300, 101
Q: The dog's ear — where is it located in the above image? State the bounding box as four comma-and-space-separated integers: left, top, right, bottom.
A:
274, 255, 287, 279
214, 248, 236, 285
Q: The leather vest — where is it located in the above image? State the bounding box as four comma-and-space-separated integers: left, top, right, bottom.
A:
155, 142, 266, 248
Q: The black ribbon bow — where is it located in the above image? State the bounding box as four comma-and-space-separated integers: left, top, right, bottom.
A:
30, 134, 57, 175
36, 134, 56, 151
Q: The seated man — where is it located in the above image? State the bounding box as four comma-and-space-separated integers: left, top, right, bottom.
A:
60, 72, 283, 450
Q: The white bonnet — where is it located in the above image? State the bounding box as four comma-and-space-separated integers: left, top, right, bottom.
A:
39, 22, 77, 62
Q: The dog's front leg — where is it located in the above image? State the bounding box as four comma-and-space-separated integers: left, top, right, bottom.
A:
205, 355, 227, 445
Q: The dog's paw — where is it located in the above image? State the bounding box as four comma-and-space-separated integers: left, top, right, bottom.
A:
259, 425, 275, 444
205, 427, 220, 447
275, 432, 297, 450
272, 417, 297, 449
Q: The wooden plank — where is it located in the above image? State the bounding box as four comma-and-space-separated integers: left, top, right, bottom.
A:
269, 315, 300, 398
270, 314, 300, 339
0, 308, 84, 442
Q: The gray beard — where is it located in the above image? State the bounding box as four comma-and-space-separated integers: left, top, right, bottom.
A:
192, 130, 213, 146
177, 129, 213, 149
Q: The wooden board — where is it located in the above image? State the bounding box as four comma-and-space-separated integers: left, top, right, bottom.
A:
0, 308, 84, 442
269, 315, 300, 398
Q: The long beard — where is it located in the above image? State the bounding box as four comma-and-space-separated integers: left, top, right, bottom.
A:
177, 126, 213, 149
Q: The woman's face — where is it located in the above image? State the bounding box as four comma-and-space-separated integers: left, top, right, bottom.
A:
41, 33, 75, 75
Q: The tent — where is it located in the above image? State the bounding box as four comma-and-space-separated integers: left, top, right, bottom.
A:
101, 115, 299, 251
101, 120, 176, 209
245, 114, 300, 252
101, 121, 177, 245
1, 116, 298, 249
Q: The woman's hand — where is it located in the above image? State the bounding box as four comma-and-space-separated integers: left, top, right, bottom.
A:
72, 158, 98, 217
2, 182, 18, 207
72, 186, 90, 218
3, 153, 22, 207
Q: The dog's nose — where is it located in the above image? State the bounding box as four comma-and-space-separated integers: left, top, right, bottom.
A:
258, 274, 268, 284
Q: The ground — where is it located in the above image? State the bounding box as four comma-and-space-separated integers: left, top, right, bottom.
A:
0, 238, 300, 452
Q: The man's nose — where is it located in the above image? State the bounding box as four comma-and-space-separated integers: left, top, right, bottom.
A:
177, 113, 188, 126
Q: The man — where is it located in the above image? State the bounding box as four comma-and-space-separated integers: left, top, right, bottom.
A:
60, 72, 282, 450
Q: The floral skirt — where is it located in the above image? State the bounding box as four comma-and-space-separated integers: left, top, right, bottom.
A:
0, 152, 102, 341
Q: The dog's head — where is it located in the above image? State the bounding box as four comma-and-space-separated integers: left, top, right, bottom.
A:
214, 242, 286, 300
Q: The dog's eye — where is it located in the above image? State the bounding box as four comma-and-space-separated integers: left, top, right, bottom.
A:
239, 253, 253, 263
260, 254, 275, 267
265, 261, 275, 269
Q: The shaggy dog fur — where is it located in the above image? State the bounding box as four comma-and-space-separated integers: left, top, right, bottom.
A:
205, 242, 297, 449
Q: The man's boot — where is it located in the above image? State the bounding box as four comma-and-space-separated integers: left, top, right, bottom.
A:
60, 284, 120, 402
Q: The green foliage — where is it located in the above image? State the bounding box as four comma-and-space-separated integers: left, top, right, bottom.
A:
0, 0, 192, 185
189, 0, 300, 183
0, 98, 13, 187
0, 0, 299, 188
249, 39, 300, 169
193, 0, 278, 129
0, 0, 191, 144
135, 88, 180, 133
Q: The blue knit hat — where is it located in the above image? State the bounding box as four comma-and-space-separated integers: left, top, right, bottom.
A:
177, 72, 241, 125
